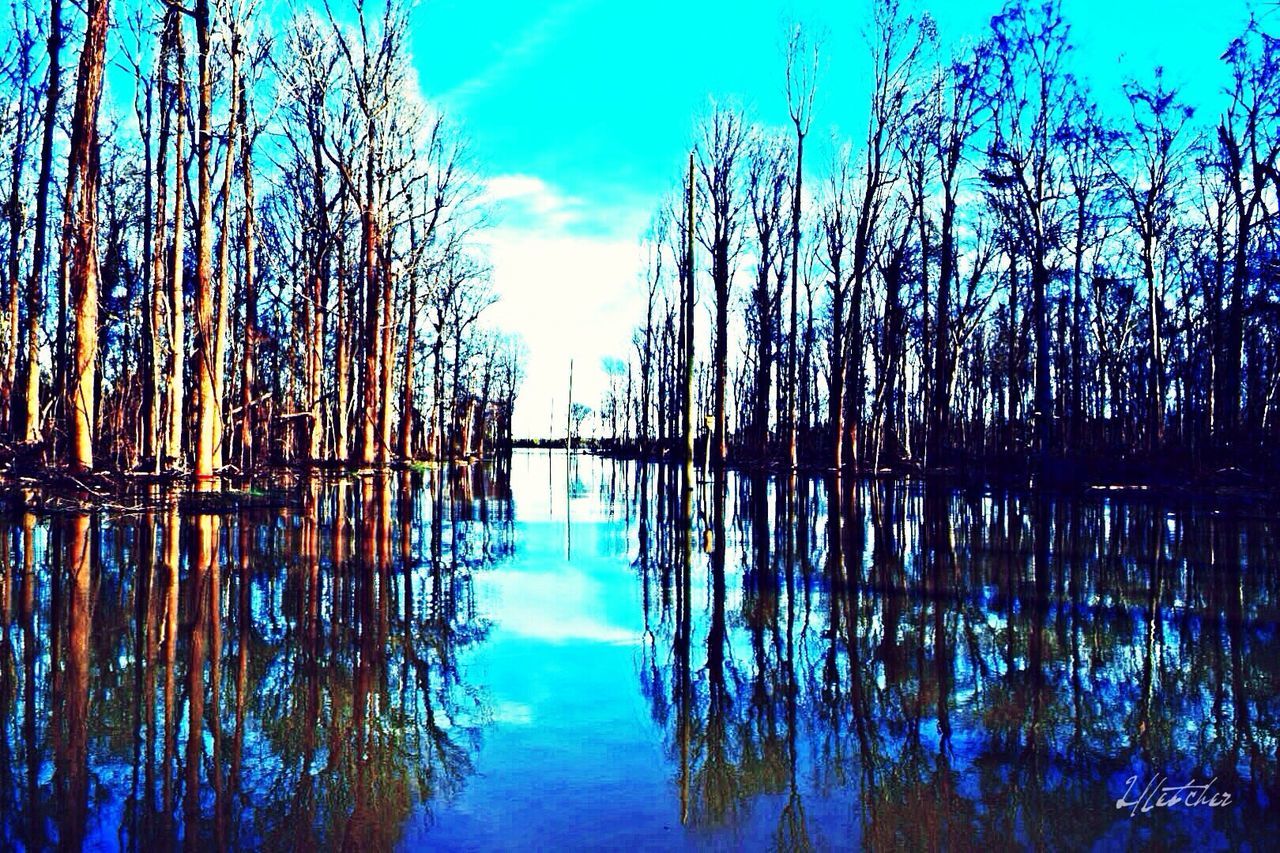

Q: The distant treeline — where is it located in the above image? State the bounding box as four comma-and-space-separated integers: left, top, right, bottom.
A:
606, 0, 1279, 481
0, 0, 525, 477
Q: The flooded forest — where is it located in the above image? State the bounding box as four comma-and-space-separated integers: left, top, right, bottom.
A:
0, 0, 1278, 848
0, 453, 1275, 848
0, 0, 1276, 483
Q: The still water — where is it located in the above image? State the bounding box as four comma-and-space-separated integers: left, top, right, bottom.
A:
0, 450, 1275, 850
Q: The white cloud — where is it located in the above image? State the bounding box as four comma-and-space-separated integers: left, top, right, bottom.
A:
482, 173, 584, 231
490, 700, 534, 725
478, 565, 635, 645
478, 174, 648, 438
483, 174, 559, 206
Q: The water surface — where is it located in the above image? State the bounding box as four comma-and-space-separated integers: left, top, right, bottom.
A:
0, 451, 1275, 849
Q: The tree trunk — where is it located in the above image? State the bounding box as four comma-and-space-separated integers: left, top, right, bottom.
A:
139, 56, 160, 469
712, 249, 728, 467
377, 245, 393, 465
238, 86, 257, 471
306, 269, 322, 461
786, 132, 803, 469
477, 359, 491, 459
334, 240, 349, 460
359, 206, 379, 464
65, 0, 111, 471
399, 270, 417, 459
20, 0, 63, 445
1070, 192, 1085, 449
166, 15, 187, 469
192, 0, 217, 478
1143, 236, 1164, 449
1006, 245, 1020, 451
432, 338, 444, 460
3, 39, 31, 437
212, 35, 239, 471
847, 268, 864, 471
1032, 255, 1053, 462
639, 288, 654, 454
929, 184, 956, 465
829, 266, 846, 472
1221, 207, 1248, 447
682, 154, 695, 466
752, 251, 772, 460
450, 326, 463, 459
306, 98, 328, 463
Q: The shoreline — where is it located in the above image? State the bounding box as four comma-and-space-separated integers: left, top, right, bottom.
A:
1, 445, 1275, 514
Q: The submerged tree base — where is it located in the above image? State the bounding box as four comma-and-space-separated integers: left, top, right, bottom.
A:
0, 448, 511, 513
584, 439, 1279, 507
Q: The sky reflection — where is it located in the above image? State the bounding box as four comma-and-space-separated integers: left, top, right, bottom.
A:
0, 452, 1274, 850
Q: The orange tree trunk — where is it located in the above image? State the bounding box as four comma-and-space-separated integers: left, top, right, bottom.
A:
65, 0, 110, 471
192, 0, 217, 478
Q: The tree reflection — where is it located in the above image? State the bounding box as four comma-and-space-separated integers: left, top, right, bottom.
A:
0, 467, 511, 850
630, 463, 1279, 849
54, 513, 92, 852
0, 459, 1276, 848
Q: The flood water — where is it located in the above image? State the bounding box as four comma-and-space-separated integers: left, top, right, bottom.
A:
0, 449, 1275, 850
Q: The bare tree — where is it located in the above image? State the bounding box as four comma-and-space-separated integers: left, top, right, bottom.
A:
18, 0, 63, 447
984, 0, 1073, 464
1212, 18, 1279, 447
164, 9, 187, 469
745, 131, 791, 460
1060, 85, 1109, 447
2, 2, 38, 437
63, 0, 111, 470
320, 0, 415, 466
925, 39, 989, 464
784, 22, 818, 468
820, 146, 854, 471
695, 103, 748, 467
1108, 69, 1196, 449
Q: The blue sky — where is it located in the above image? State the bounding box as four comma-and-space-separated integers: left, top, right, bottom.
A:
406, 0, 1256, 437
